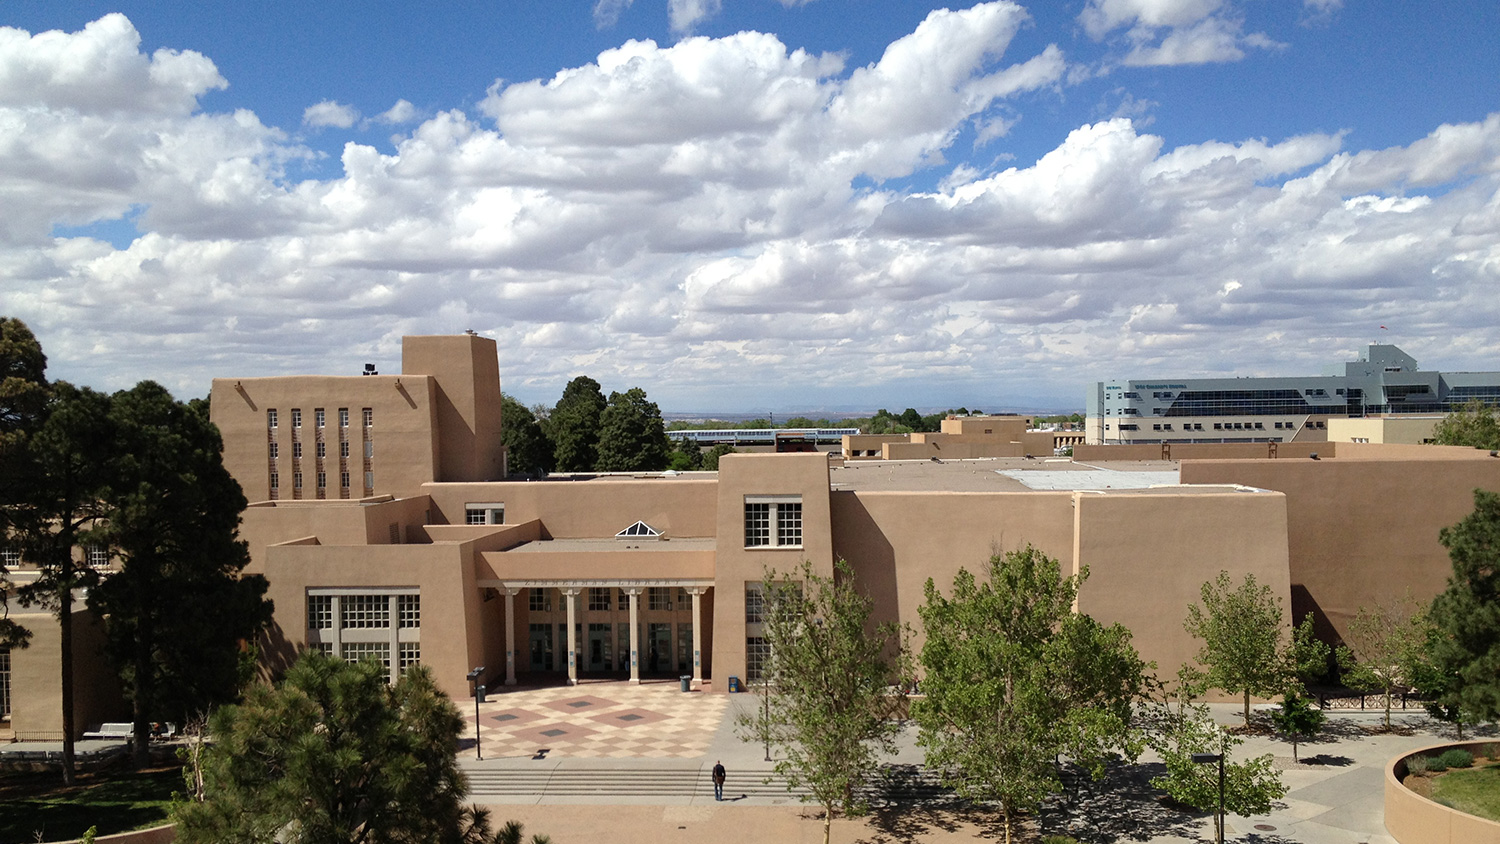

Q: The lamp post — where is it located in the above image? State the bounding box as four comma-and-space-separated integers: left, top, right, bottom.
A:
467, 667, 486, 761
761, 677, 772, 762
1191, 733, 1227, 844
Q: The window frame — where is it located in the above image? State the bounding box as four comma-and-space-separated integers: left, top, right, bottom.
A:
744, 495, 803, 549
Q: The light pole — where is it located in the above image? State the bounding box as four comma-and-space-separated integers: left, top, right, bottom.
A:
1191, 733, 1226, 844
761, 678, 772, 761
467, 666, 486, 761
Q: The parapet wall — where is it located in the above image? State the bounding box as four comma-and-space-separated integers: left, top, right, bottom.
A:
1072, 442, 1332, 462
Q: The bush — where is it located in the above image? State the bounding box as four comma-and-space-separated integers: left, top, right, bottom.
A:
1480, 742, 1500, 760
1042, 837, 1082, 844
1406, 756, 1430, 775
1426, 756, 1449, 773
1439, 748, 1474, 769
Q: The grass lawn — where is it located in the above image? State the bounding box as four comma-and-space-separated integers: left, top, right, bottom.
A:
1431, 762, 1500, 822
0, 765, 179, 842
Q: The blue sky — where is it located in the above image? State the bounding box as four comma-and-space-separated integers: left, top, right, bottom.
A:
2, 1, 1498, 412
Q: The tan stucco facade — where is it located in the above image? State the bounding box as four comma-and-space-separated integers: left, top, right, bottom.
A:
1327, 416, 1443, 445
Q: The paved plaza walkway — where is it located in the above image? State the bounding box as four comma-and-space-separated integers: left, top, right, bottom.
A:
461, 680, 1489, 843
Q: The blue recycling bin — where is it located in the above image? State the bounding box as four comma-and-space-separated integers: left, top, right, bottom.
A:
728, 675, 741, 693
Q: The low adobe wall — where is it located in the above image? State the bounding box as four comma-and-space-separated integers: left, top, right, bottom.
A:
1385, 741, 1500, 844
52, 824, 174, 844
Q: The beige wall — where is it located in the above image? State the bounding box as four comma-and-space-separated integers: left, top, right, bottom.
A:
423, 479, 718, 538
1386, 741, 1500, 844
402, 334, 507, 483
1180, 452, 1500, 644
1327, 416, 1442, 445
1072, 442, 1332, 462
711, 453, 834, 685
8, 607, 125, 739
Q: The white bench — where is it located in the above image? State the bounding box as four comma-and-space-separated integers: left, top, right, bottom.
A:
82, 723, 133, 740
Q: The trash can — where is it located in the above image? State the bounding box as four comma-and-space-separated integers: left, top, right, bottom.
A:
728, 675, 741, 693
680, 675, 692, 692
477, 684, 487, 704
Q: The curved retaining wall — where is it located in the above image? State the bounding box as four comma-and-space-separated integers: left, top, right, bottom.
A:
1385, 741, 1500, 844
51, 823, 174, 844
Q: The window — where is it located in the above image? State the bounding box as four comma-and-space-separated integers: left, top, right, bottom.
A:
362, 408, 373, 428
398, 594, 420, 628
343, 641, 391, 674
745, 586, 764, 623
465, 504, 505, 525
293, 442, 303, 459
745, 637, 770, 682
293, 472, 303, 490
308, 595, 333, 629
316, 472, 327, 490
388, 523, 400, 544
398, 642, 421, 673
339, 408, 349, 427
268, 409, 278, 429
529, 589, 551, 612
342, 594, 390, 628
589, 587, 612, 611
270, 472, 279, 490
315, 408, 326, 428
0, 548, 19, 568
291, 409, 302, 428
86, 546, 109, 567
744, 496, 804, 548
269, 442, 279, 460
1, 648, 10, 720
648, 587, 671, 611
364, 471, 374, 490
340, 471, 350, 489
340, 441, 350, 459
364, 441, 374, 459
316, 441, 326, 459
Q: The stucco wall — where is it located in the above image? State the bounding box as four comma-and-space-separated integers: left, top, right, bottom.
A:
1386, 741, 1500, 844
1073, 442, 1331, 462
9, 607, 125, 739
401, 334, 506, 483
423, 479, 718, 538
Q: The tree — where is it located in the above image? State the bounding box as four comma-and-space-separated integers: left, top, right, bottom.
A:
495, 821, 551, 844
500, 393, 552, 477
734, 559, 904, 844
1432, 400, 1500, 450
595, 387, 671, 472
86, 382, 273, 766
1269, 688, 1325, 762
1425, 489, 1500, 723
549, 376, 605, 472
703, 443, 736, 470
10, 382, 115, 784
914, 545, 1149, 844
1149, 704, 1286, 840
1183, 571, 1292, 727
1335, 594, 1427, 731
0, 316, 48, 652
175, 651, 490, 844
668, 435, 703, 471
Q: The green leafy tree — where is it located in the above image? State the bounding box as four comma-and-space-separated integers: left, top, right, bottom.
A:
595, 387, 671, 471
175, 651, 490, 844
668, 435, 703, 471
0, 316, 48, 652
1432, 400, 1500, 450
1149, 705, 1286, 841
914, 545, 1149, 844
10, 382, 115, 784
500, 393, 553, 477
87, 382, 274, 766
1183, 571, 1293, 727
1270, 688, 1325, 762
1425, 489, 1500, 723
734, 559, 905, 844
1335, 594, 1427, 731
1405, 621, 1474, 739
703, 443, 736, 470
550, 376, 606, 472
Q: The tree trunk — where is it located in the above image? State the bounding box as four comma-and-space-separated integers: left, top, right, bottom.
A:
1243, 689, 1251, 727
1292, 736, 1299, 762
822, 808, 831, 844
59, 586, 76, 785
132, 632, 152, 768
1002, 801, 1012, 844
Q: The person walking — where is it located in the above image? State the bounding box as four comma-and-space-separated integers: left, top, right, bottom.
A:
712, 760, 726, 801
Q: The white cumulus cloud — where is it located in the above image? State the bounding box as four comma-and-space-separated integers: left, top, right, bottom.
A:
303, 100, 360, 129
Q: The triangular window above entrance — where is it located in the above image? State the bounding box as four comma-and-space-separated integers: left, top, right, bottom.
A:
616, 521, 661, 538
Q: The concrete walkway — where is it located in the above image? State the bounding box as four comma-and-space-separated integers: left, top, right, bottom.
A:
461, 682, 1485, 842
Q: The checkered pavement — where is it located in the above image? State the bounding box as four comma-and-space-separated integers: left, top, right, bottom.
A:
465, 680, 727, 759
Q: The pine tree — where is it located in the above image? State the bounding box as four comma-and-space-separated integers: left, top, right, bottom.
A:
595, 387, 671, 471
1426, 489, 1500, 723
550, 376, 605, 472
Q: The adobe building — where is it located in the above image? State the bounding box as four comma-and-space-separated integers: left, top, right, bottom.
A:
198, 334, 1500, 707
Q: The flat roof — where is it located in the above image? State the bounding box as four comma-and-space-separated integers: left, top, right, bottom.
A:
505, 538, 717, 552
829, 457, 1183, 492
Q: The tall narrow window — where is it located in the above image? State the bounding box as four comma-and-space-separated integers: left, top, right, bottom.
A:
291, 409, 302, 428
315, 408, 326, 428
340, 441, 350, 458
293, 442, 303, 460
269, 442, 278, 459
267, 409, 278, 429
307, 595, 333, 629
316, 441, 326, 459
362, 408, 373, 428
339, 408, 349, 428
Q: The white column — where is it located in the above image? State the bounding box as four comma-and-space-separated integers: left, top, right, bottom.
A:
504, 588, 519, 686
627, 588, 641, 684
689, 587, 705, 688
563, 588, 580, 685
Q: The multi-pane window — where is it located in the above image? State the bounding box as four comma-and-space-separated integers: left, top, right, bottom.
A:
340, 441, 350, 458
267, 409, 278, 429
362, 408, 373, 428
270, 472, 279, 490
343, 641, 391, 673
529, 588, 551, 612
293, 442, 303, 459
745, 586, 764, 624
399, 642, 421, 672
465, 504, 504, 525
269, 442, 279, 459
315, 408, 326, 428
293, 472, 303, 490
648, 587, 671, 611
398, 594, 420, 628
291, 409, 302, 428
1, 647, 12, 720
316, 472, 327, 490
744, 497, 803, 548
316, 442, 326, 459
745, 637, 770, 682
364, 440, 374, 459
339, 408, 349, 428
307, 595, 333, 629
0, 548, 19, 568
342, 594, 390, 628
86, 546, 109, 567
588, 587, 612, 611
313, 642, 334, 657
678, 588, 690, 607
340, 472, 351, 489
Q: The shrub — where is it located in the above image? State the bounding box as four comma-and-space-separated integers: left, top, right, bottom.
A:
1480, 742, 1500, 760
1406, 756, 1430, 775
1042, 837, 1083, 844
1426, 756, 1449, 773
1438, 748, 1474, 769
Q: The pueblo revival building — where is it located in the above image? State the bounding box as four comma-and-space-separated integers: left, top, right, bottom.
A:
195, 334, 1500, 707
1086, 344, 1500, 446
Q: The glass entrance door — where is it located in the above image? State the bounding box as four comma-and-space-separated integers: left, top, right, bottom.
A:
528, 624, 554, 672
647, 623, 672, 675
587, 623, 612, 671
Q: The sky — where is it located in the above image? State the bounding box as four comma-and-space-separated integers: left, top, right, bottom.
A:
1, 1, 1497, 413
